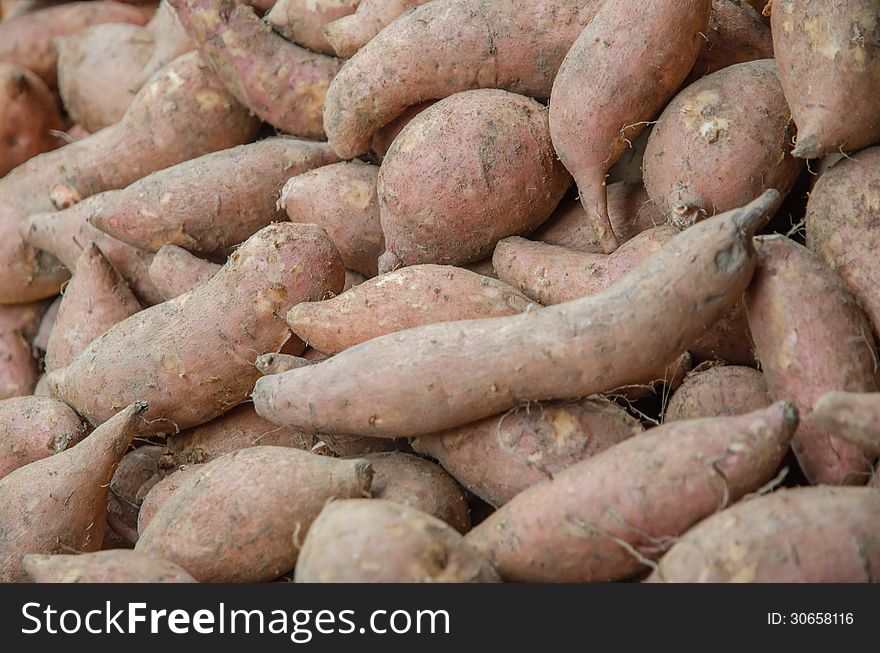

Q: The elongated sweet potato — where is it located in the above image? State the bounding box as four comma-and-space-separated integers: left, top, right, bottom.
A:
148, 245, 220, 300
49, 224, 345, 433
0, 301, 46, 399
665, 365, 770, 422
323, 0, 604, 158
644, 60, 799, 228
288, 265, 536, 355
136, 463, 202, 535
465, 402, 796, 582
23, 550, 196, 583
358, 452, 470, 532
0, 51, 260, 304
130, 0, 193, 92
280, 160, 383, 277
267, 0, 359, 54
649, 486, 880, 582
0, 1, 149, 86
413, 398, 644, 508
108, 445, 164, 544
171, 0, 342, 138
137, 447, 373, 582
0, 63, 64, 177
771, 0, 880, 158
0, 396, 88, 479
322, 0, 429, 58
813, 392, 880, 455
90, 138, 339, 254
531, 182, 662, 254
57, 24, 155, 132
689, 0, 773, 80
45, 242, 142, 372
253, 191, 778, 438
295, 499, 498, 583
0, 401, 147, 582
549, 0, 711, 252
377, 90, 570, 271
805, 146, 880, 338
746, 235, 877, 485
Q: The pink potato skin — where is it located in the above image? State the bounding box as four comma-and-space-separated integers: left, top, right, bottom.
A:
665, 364, 771, 422
45, 242, 142, 372
33, 295, 61, 352
130, 1, 194, 92
0, 301, 47, 400
805, 146, 880, 339
48, 224, 345, 433
90, 138, 340, 254
136, 464, 203, 536
813, 391, 880, 455
644, 59, 800, 228
371, 101, 435, 159
280, 160, 383, 277
149, 246, 221, 300
412, 398, 644, 508
771, 0, 880, 158
267, 0, 360, 55
322, 0, 430, 58
649, 486, 880, 582
549, 0, 711, 253
22, 550, 196, 583
322, 0, 604, 158
689, 0, 773, 81
107, 445, 165, 544
465, 402, 797, 582
287, 265, 536, 355
531, 182, 663, 254
0, 1, 149, 86
377, 89, 570, 270
746, 235, 878, 486
0, 51, 260, 305
0, 63, 64, 177
171, 0, 343, 138
0, 396, 88, 479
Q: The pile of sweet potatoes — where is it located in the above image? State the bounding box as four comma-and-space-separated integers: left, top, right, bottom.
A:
1, 0, 878, 585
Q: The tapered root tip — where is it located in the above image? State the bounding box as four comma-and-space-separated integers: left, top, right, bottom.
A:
131, 400, 149, 415
732, 189, 780, 235
791, 134, 822, 159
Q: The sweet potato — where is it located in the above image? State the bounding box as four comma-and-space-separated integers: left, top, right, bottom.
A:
813, 392, 880, 455
689, 0, 773, 80
665, 365, 770, 422
358, 452, 470, 532
23, 550, 196, 583
267, 0, 360, 54
771, 0, 880, 158
413, 398, 644, 508
322, 0, 430, 58
746, 235, 877, 485
377, 89, 570, 271
322, 0, 604, 158
370, 101, 434, 159
136, 464, 202, 536
316, 433, 402, 457
0, 301, 46, 399
465, 402, 797, 582
280, 160, 383, 277
171, 0, 342, 138
48, 224, 345, 433
0, 51, 260, 304
294, 500, 498, 583
0, 401, 147, 582
32, 295, 60, 351
531, 182, 662, 254
649, 486, 880, 582
45, 242, 142, 372
130, 0, 193, 92
0, 1, 149, 86
287, 265, 536, 355
148, 245, 220, 300
805, 146, 880, 338
0, 396, 88, 479
0, 63, 64, 177
253, 191, 778, 438
56, 24, 155, 132
136, 447, 373, 582
107, 445, 164, 544
255, 352, 311, 375
644, 60, 800, 228
549, 0, 711, 252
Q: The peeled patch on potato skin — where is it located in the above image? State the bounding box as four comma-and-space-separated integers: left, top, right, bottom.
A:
48, 223, 345, 433
288, 264, 537, 355
136, 447, 374, 583
23, 550, 197, 583
322, 0, 431, 58
294, 500, 499, 583
322, 0, 604, 158
644, 59, 800, 229
746, 235, 878, 486
649, 486, 880, 582
772, 0, 880, 158
665, 364, 770, 422
377, 89, 571, 270
413, 397, 644, 508
549, 0, 711, 253
465, 402, 797, 583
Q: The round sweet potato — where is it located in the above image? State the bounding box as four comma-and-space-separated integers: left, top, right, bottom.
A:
665, 364, 770, 422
